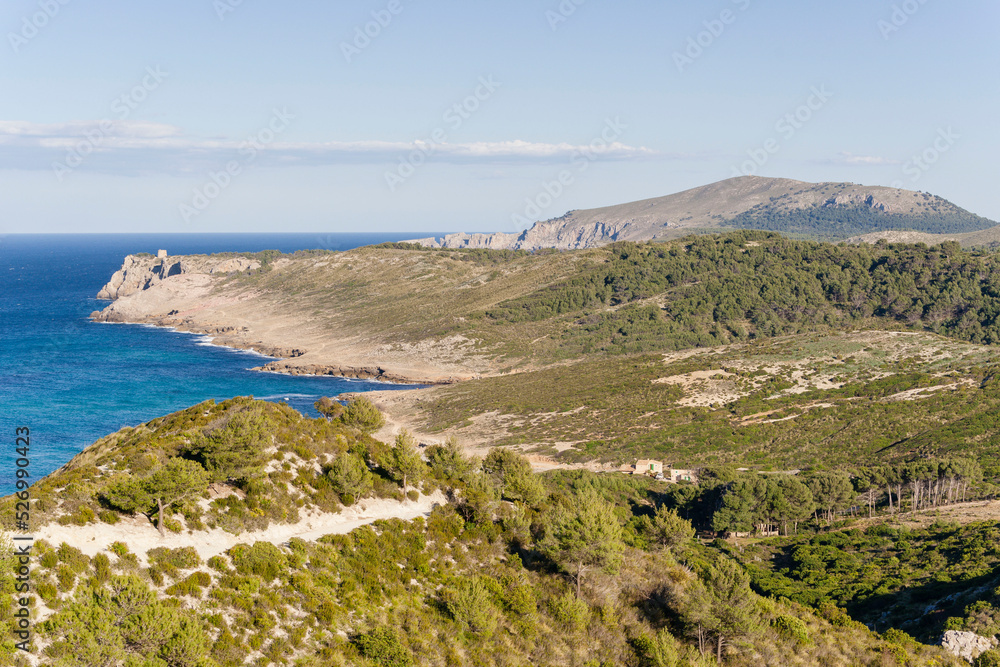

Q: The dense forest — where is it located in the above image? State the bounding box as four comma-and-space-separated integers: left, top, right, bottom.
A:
480, 232, 1000, 356
721, 202, 996, 239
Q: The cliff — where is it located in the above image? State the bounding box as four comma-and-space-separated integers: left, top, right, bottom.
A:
97, 253, 261, 300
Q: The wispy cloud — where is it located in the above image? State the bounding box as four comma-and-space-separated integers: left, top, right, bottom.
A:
0, 119, 662, 176
832, 151, 901, 166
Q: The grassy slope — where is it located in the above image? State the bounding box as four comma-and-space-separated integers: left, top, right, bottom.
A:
407, 330, 1000, 469
218, 234, 1000, 469
224, 246, 599, 359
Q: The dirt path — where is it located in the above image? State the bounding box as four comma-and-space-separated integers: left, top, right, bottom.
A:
36, 491, 446, 562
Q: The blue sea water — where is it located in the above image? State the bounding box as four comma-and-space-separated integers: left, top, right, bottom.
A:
0, 233, 440, 495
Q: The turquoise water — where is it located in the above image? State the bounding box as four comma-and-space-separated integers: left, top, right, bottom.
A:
0, 233, 439, 494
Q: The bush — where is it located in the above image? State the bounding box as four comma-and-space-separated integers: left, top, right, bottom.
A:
229, 542, 287, 580
109, 542, 130, 557
165, 571, 212, 597
98, 510, 120, 525
40, 551, 58, 569
976, 649, 1000, 667
57, 543, 90, 572
772, 614, 810, 645
548, 592, 589, 633
148, 547, 201, 571
354, 626, 412, 667
207, 556, 229, 573
443, 578, 499, 637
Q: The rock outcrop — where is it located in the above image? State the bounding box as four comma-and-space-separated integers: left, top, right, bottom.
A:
97, 254, 260, 300
940, 630, 999, 663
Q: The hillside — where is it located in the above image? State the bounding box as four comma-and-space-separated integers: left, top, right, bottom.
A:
847, 226, 1000, 248
90, 232, 1000, 469
409, 176, 998, 249
0, 397, 982, 666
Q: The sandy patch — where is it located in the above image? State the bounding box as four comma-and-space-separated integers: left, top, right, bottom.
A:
882, 380, 976, 402
36, 491, 446, 562
738, 401, 836, 426
653, 369, 742, 407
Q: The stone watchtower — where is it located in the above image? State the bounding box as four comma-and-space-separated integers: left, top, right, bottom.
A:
157, 249, 168, 259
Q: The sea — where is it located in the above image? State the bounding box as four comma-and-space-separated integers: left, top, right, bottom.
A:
0, 233, 441, 495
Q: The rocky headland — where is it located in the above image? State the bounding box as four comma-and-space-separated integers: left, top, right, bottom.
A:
90, 250, 495, 385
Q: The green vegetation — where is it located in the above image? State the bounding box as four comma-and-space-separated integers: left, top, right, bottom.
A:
0, 397, 423, 536
414, 328, 1000, 467
482, 233, 1000, 358
0, 449, 970, 666
732, 520, 1000, 645
722, 202, 996, 240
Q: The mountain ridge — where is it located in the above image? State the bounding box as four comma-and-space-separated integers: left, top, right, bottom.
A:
407, 176, 996, 249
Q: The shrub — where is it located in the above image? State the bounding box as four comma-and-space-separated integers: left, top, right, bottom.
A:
109, 542, 130, 557
99, 510, 121, 525
165, 571, 212, 597
57, 543, 90, 573
354, 626, 412, 667
55, 564, 76, 591
37, 580, 58, 604
548, 592, 590, 633
443, 578, 499, 637
976, 649, 1000, 667
207, 556, 230, 573
148, 547, 201, 571
229, 542, 287, 580
92, 553, 112, 585
772, 614, 810, 645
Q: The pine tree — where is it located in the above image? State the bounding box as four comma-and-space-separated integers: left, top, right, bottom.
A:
541, 488, 624, 598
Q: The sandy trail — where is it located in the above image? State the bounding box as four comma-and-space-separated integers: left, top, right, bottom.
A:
36, 491, 446, 562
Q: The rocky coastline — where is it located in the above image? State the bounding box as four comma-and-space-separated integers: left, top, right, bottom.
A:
89, 252, 479, 386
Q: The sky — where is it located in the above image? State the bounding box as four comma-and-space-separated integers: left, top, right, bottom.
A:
1, 0, 997, 234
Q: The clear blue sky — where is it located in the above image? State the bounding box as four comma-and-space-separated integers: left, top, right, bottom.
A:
1, 0, 997, 233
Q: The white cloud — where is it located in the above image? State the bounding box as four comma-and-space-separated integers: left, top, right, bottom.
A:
0, 120, 661, 175
835, 151, 901, 166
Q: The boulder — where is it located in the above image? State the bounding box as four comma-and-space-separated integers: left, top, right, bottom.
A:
941, 630, 999, 663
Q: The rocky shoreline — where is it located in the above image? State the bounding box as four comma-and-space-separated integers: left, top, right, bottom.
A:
89, 252, 481, 386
